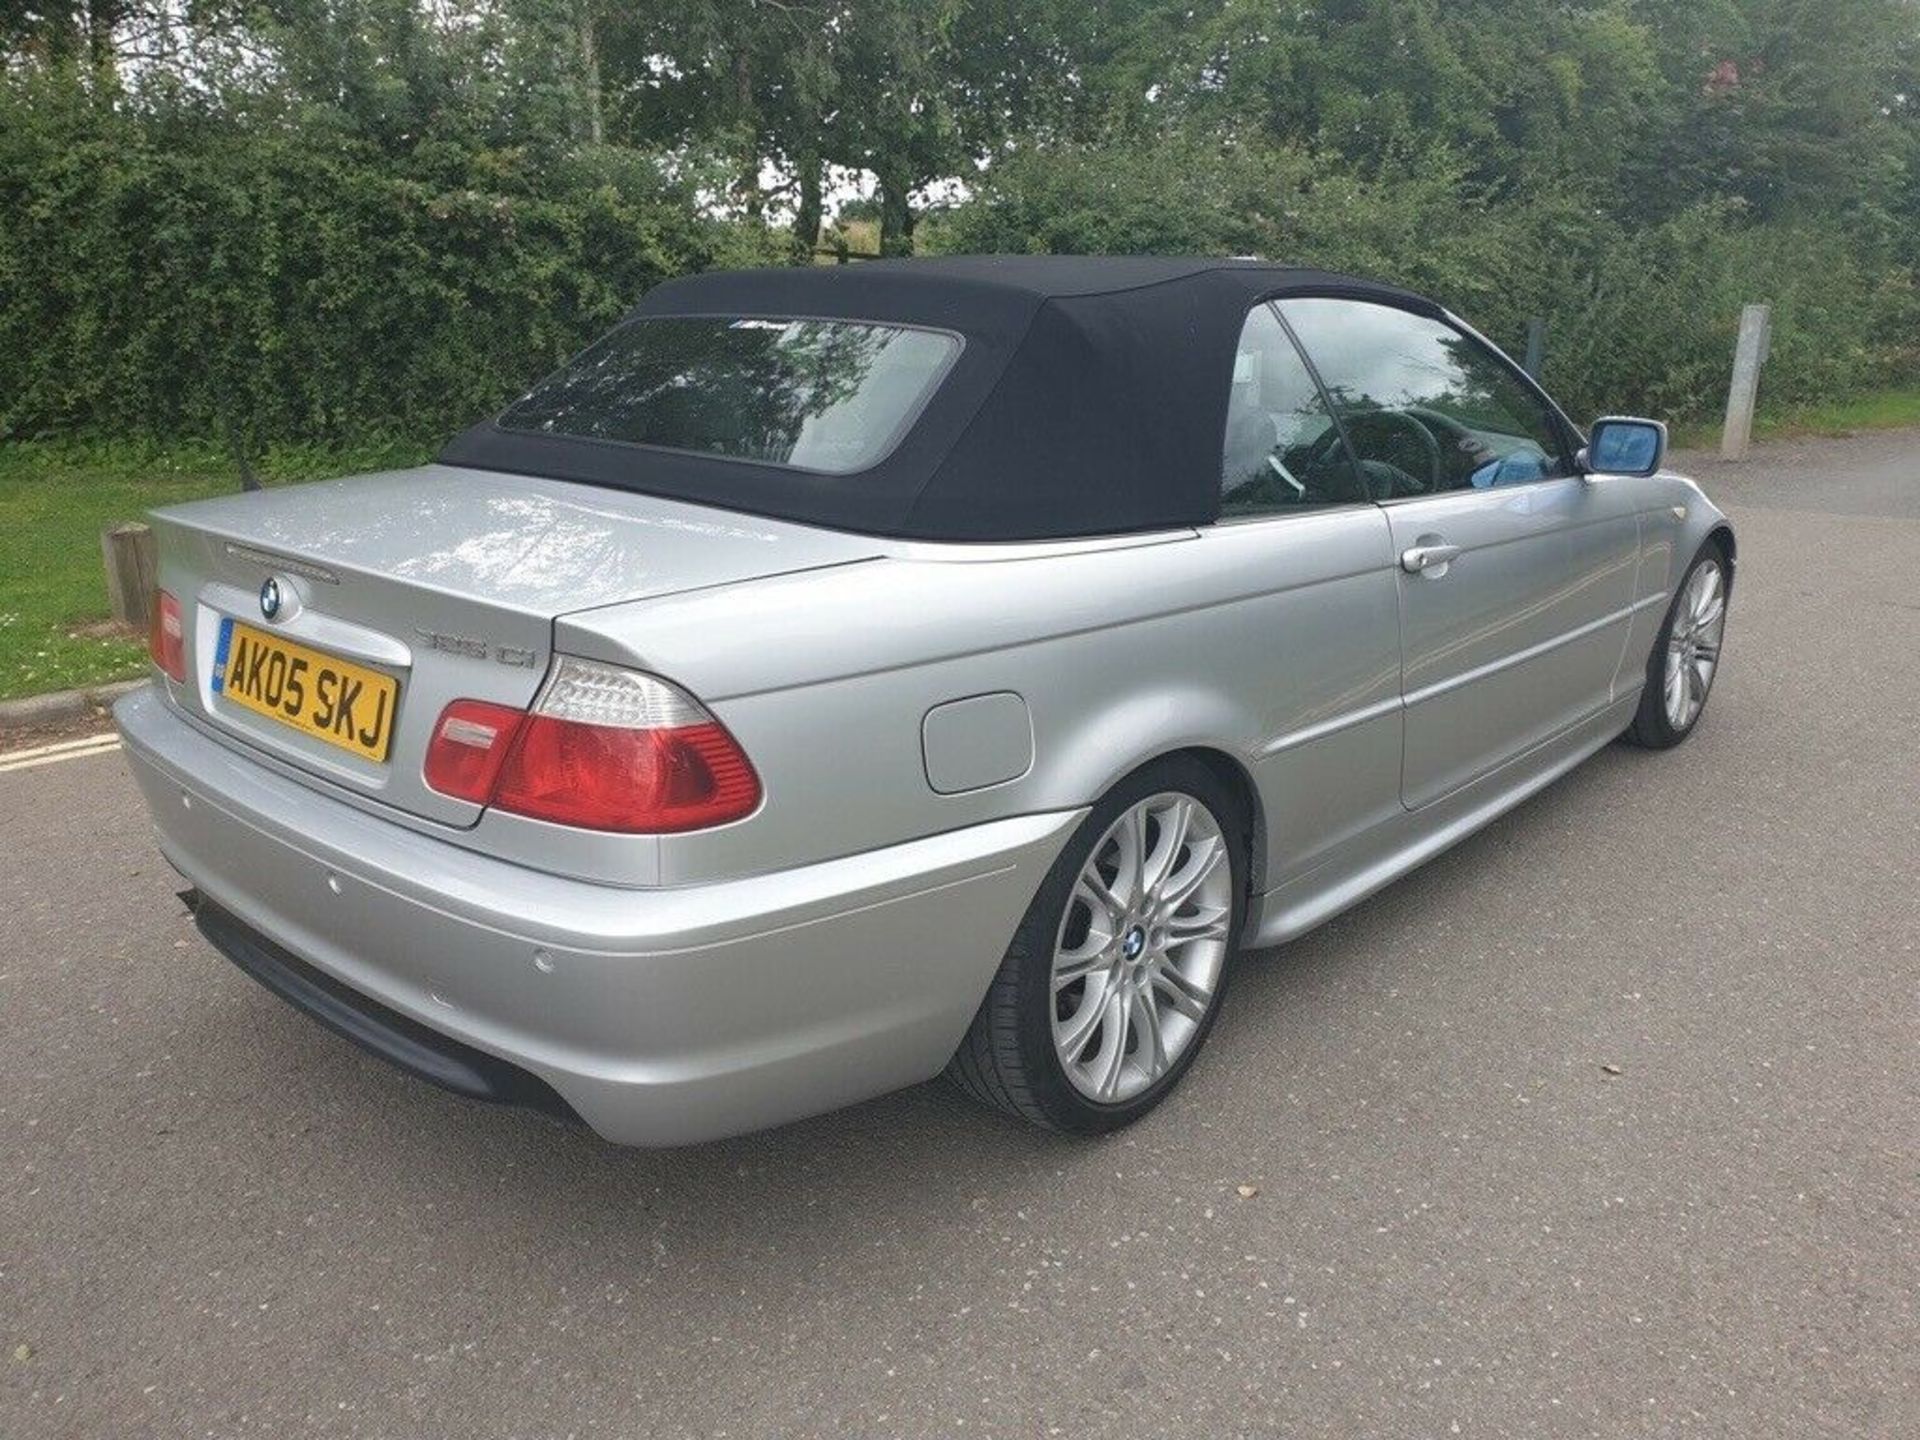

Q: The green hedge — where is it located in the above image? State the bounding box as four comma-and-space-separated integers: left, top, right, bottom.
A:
0, 84, 782, 449
5, 84, 1914, 453
926, 139, 1919, 426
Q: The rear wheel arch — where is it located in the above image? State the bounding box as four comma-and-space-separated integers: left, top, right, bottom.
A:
1033, 684, 1268, 900
1163, 746, 1267, 903
1077, 745, 1266, 904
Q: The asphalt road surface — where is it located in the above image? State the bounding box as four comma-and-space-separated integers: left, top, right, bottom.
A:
4, 433, 1915, 1439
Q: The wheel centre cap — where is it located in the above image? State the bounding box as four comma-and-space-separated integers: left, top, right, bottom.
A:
1121, 926, 1147, 961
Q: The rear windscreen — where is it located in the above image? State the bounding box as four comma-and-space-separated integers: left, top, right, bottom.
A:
496, 316, 961, 475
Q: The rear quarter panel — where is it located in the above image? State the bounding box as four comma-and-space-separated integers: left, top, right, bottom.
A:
560, 508, 1404, 889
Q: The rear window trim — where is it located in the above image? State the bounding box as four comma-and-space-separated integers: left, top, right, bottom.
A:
494, 311, 968, 479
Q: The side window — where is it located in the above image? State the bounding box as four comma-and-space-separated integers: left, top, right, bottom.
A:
1220, 304, 1366, 518
1277, 298, 1573, 500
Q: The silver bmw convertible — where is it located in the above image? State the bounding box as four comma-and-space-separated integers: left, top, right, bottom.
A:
117, 256, 1734, 1144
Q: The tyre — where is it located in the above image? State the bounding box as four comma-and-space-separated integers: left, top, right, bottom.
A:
1626, 542, 1731, 750
946, 756, 1247, 1134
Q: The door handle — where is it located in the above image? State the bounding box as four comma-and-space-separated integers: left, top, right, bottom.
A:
1401, 543, 1463, 575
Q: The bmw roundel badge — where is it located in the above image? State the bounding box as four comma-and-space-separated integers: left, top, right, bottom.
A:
259, 576, 283, 620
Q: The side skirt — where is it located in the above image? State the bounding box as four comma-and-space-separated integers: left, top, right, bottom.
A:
1243, 692, 1640, 951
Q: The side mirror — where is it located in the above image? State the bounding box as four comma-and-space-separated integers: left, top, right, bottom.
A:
1582, 417, 1668, 478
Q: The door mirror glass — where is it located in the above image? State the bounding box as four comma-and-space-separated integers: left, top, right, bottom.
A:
1586, 417, 1667, 477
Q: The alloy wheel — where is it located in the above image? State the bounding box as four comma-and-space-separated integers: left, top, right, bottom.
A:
1050, 792, 1234, 1103
1664, 559, 1728, 731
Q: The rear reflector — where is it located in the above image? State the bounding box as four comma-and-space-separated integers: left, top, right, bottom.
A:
423, 658, 761, 833
150, 590, 185, 682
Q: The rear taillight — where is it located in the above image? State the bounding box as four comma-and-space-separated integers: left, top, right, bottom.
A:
422, 700, 527, 806
149, 589, 185, 682
423, 658, 761, 833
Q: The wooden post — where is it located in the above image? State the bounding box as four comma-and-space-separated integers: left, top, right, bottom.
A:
1523, 317, 1546, 380
1721, 303, 1773, 461
101, 521, 157, 631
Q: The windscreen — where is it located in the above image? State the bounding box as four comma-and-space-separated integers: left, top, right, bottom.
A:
496, 316, 960, 475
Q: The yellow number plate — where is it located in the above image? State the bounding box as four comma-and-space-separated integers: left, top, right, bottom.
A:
213, 619, 400, 764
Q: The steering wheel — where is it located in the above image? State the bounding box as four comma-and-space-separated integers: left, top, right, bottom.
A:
1304, 410, 1445, 499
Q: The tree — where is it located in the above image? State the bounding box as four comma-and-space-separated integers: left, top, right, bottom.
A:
1634, 0, 1919, 223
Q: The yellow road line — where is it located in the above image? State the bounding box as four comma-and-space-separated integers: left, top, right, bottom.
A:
0, 735, 123, 774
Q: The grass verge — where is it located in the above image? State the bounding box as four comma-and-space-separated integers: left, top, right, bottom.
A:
1671, 386, 1920, 449
0, 439, 429, 702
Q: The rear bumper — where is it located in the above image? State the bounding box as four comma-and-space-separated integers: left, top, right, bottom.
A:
190, 898, 579, 1119
116, 686, 1080, 1145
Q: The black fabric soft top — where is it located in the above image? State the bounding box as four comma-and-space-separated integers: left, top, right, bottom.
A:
440, 256, 1440, 542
